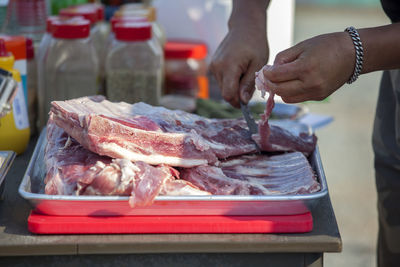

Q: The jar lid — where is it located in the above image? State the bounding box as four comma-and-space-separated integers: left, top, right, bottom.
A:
52, 19, 91, 39
59, 6, 98, 25
165, 41, 208, 59
110, 16, 148, 33
114, 22, 152, 41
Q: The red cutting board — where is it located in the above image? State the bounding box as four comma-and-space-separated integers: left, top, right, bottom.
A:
28, 211, 313, 234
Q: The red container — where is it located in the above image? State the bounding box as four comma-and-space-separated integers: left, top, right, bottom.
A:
164, 40, 209, 99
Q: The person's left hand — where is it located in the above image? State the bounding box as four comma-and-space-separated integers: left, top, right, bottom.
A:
262, 32, 356, 103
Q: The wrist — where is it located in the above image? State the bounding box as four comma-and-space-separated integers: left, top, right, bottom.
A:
228, 0, 269, 31
344, 26, 364, 84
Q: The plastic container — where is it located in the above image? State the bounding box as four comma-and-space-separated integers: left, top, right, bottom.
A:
59, 5, 105, 58
37, 16, 86, 129
113, 6, 166, 48
0, 39, 30, 155
164, 40, 208, 99
105, 22, 162, 105
106, 16, 148, 57
102, 16, 148, 92
37, 16, 63, 129
0, 35, 28, 108
40, 18, 98, 128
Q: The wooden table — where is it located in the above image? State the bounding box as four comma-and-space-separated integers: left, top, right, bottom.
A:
0, 137, 342, 267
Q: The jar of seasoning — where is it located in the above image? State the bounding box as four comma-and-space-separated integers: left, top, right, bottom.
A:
41, 18, 99, 126
164, 40, 208, 99
106, 16, 148, 61
59, 5, 105, 59
37, 16, 83, 129
113, 6, 166, 48
105, 22, 162, 106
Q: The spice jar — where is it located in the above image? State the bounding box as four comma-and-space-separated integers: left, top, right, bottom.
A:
40, 18, 99, 127
59, 5, 105, 59
113, 6, 166, 48
107, 16, 148, 54
164, 40, 208, 99
105, 22, 162, 105
37, 16, 83, 129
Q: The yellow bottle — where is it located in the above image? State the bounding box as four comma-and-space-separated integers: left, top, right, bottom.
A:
0, 39, 30, 154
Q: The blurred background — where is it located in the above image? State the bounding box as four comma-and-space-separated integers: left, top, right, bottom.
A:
294, 1, 388, 267
0, 0, 390, 266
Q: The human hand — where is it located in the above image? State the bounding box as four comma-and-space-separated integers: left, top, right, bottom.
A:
210, 26, 269, 108
263, 32, 355, 103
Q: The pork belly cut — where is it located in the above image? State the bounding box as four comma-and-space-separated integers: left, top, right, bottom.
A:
49, 96, 257, 167
44, 120, 209, 207
180, 152, 321, 195
254, 65, 317, 155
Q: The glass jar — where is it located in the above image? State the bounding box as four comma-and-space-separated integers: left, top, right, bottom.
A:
41, 18, 99, 126
105, 22, 162, 106
164, 40, 208, 99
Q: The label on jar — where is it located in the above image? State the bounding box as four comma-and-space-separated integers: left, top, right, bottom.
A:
12, 82, 29, 130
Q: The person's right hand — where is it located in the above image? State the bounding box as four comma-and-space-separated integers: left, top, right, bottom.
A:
210, 25, 269, 108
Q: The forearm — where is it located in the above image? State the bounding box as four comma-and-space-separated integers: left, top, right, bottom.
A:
359, 23, 400, 73
228, 0, 270, 32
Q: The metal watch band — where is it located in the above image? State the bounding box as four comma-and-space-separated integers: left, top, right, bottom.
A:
344, 26, 364, 84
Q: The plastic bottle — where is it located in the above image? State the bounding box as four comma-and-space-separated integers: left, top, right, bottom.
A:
40, 18, 98, 127
0, 35, 28, 108
0, 39, 30, 154
106, 22, 162, 105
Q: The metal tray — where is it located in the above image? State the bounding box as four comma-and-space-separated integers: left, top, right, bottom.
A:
18, 125, 328, 216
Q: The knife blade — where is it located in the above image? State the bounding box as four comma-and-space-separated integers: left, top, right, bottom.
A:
240, 101, 262, 153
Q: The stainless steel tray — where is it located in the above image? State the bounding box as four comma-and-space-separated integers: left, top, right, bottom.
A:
18, 125, 328, 216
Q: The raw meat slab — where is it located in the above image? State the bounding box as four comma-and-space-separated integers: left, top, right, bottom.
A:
180, 152, 320, 195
